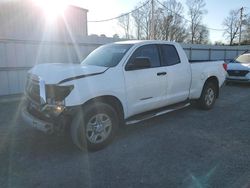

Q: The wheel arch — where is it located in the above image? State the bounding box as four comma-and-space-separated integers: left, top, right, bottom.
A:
82, 95, 125, 123
203, 76, 220, 98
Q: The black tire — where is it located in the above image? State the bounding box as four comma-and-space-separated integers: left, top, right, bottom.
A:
71, 102, 118, 151
198, 82, 217, 110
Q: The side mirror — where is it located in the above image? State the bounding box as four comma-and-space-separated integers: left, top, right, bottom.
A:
126, 57, 151, 70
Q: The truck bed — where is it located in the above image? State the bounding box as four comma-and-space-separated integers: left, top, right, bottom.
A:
189, 60, 225, 63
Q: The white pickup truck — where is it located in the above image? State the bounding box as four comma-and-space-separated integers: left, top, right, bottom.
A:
22, 40, 227, 150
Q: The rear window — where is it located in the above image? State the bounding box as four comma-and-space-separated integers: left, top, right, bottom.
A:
160, 45, 181, 66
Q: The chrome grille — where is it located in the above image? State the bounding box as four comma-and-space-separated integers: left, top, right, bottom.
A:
26, 76, 41, 103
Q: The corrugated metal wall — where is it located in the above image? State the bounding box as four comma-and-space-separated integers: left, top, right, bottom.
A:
181, 43, 249, 61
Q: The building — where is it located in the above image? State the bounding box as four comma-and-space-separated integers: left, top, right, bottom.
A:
0, 0, 91, 96
0, 0, 88, 41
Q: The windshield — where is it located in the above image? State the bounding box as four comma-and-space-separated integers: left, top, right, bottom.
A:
235, 54, 250, 64
81, 44, 133, 67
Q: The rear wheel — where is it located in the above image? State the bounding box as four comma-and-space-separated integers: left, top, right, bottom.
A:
198, 82, 217, 110
71, 102, 118, 151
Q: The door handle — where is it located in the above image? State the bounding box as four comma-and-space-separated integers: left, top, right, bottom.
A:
157, 72, 167, 76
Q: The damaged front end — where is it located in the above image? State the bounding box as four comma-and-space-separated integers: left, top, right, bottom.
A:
22, 74, 75, 135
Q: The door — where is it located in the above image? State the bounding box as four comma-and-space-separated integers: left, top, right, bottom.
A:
159, 44, 191, 105
124, 44, 167, 116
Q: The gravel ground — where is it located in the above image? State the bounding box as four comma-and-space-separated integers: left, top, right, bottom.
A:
1, 84, 250, 188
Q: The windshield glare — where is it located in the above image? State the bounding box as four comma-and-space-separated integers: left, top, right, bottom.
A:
235, 54, 250, 64
81, 44, 132, 67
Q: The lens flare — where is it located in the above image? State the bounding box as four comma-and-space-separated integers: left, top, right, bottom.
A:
33, 0, 68, 22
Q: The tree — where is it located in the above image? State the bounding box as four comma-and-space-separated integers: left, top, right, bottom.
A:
118, 14, 130, 39
139, 2, 152, 40
156, 0, 188, 42
131, 0, 188, 42
186, 0, 207, 44
214, 41, 225, 46
196, 25, 209, 44
131, 0, 189, 41
131, 6, 144, 39
113, 34, 120, 39
242, 15, 250, 44
223, 9, 240, 45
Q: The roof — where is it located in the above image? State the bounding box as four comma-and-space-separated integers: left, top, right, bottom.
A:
115, 40, 178, 45
68, 5, 88, 12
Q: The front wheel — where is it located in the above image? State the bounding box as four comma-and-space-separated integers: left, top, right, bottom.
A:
71, 102, 119, 151
198, 82, 217, 110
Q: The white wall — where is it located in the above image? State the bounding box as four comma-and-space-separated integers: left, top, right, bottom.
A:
0, 36, 119, 96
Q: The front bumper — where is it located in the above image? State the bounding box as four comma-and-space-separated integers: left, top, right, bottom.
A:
22, 107, 54, 133
21, 98, 79, 134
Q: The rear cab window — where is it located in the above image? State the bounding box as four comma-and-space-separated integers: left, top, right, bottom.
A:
159, 44, 181, 66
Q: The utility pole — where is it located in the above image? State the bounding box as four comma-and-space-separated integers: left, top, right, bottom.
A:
150, 0, 155, 40
239, 7, 243, 45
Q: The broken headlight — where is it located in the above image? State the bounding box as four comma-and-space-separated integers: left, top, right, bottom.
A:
41, 85, 74, 116
46, 85, 74, 104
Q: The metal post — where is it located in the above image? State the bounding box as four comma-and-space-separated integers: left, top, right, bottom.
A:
189, 47, 192, 60
150, 0, 155, 40
208, 48, 211, 61
239, 7, 243, 45
224, 49, 227, 61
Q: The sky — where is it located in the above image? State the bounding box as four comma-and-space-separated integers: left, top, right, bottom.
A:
68, 0, 250, 43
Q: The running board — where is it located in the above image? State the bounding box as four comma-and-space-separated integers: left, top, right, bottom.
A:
125, 102, 190, 125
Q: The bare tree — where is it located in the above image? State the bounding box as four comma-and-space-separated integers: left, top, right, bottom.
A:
132, 7, 144, 39
158, 0, 188, 42
186, 0, 207, 44
140, 2, 152, 39
223, 9, 240, 45
242, 15, 250, 44
118, 14, 130, 39
196, 25, 209, 44
131, 0, 188, 42
113, 34, 120, 39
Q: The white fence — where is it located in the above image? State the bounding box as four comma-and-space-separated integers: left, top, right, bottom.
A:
181, 43, 249, 61
0, 38, 249, 96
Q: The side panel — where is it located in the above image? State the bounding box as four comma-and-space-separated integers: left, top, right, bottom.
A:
160, 43, 192, 106
163, 62, 191, 105
122, 44, 167, 117
189, 61, 226, 99
124, 67, 166, 116
63, 67, 129, 117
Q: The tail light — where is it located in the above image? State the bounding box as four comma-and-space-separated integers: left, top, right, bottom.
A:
223, 63, 227, 71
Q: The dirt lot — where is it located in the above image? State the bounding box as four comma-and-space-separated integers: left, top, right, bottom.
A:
0, 84, 250, 188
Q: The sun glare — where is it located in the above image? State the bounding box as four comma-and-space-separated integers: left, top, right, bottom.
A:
33, 0, 68, 22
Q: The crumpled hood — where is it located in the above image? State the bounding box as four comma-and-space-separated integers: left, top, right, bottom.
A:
227, 62, 250, 71
28, 63, 108, 84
